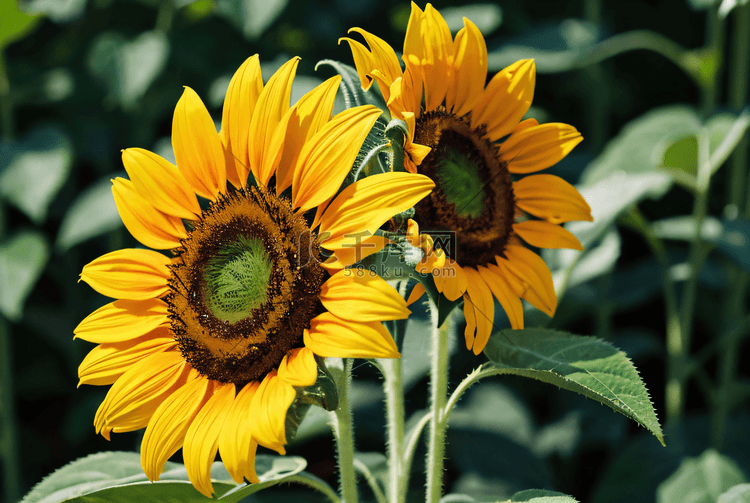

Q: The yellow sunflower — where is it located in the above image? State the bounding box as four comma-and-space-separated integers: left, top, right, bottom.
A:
75, 55, 434, 497
341, 3, 593, 355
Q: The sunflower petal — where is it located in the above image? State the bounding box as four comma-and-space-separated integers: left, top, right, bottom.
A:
221, 55, 263, 188
513, 174, 592, 223
305, 312, 400, 359
471, 59, 535, 142
319, 269, 411, 322
172, 87, 227, 201
463, 268, 495, 354
501, 122, 583, 174
292, 105, 381, 212
112, 178, 186, 250
94, 350, 187, 440
250, 371, 295, 454
121, 148, 200, 219
478, 265, 524, 330
446, 18, 487, 117
276, 75, 341, 194
278, 347, 318, 387
218, 382, 260, 484
406, 282, 426, 306
318, 172, 434, 249
513, 220, 584, 250
438, 260, 468, 301
141, 370, 211, 481
184, 383, 235, 497
247, 57, 299, 187
75, 299, 169, 343
78, 327, 176, 387
323, 234, 389, 271
409, 4, 454, 112
498, 244, 557, 317
80, 249, 171, 301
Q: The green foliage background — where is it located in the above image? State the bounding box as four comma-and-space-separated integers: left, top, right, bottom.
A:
1, 0, 750, 502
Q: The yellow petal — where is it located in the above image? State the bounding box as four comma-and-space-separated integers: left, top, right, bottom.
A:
121, 148, 200, 220
276, 75, 341, 194
78, 327, 176, 387
278, 347, 318, 387
323, 234, 389, 271
112, 178, 186, 250
498, 244, 557, 317
184, 382, 235, 498
513, 174, 593, 224
319, 269, 411, 322
305, 312, 400, 359
471, 59, 535, 142
318, 172, 434, 249
221, 55, 263, 188
446, 18, 487, 117
339, 37, 380, 92
462, 290, 477, 351
247, 57, 299, 187
500, 122, 583, 174
513, 220, 584, 250
94, 350, 187, 440
478, 265, 524, 330
412, 4, 454, 112
74, 299, 169, 343
292, 105, 381, 212
172, 87, 227, 201
438, 261, 468, 301
347, 28, 403, 89
463, 268, 495, 354
80, 248, 171, 300
250, 371, 295, 454
218, 382, 260, 484
141, 370, 211, 481
406, 282, 426, 306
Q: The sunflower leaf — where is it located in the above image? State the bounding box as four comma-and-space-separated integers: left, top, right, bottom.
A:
0, 229, 49, 321
657, 449, 746, 503
507, 489, 580, 502
718, 484, 750, 503
56, 176, 122, 251
483, 328, 664, 446
0, 0, 41, 50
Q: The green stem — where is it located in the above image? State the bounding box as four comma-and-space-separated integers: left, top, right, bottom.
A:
700, 5, 725, 117
379, 358, 406, 503
727, 2, 750, 210
0, 51, 14, 140
331, 359, 359, 503
285, 474, 342, 503
583, 0, 608, 151
403, 411, 431, 483
425, 303, 450, 503
155, 0, 177, 34
352, 459, 387, 503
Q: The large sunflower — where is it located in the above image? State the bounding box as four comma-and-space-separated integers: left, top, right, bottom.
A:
75, 55, 434, 497
341, 3, 593, 355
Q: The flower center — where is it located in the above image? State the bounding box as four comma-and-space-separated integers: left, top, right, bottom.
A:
413, 109, 515, 268
204, 236, 272, 324
167, 186, 326, 386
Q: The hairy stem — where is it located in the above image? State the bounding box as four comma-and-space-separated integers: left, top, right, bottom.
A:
425, 304, 450, 503
331, 359, 359, 503
380, 357, 406, 503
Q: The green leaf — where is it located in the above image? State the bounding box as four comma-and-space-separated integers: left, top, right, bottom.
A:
0, 125, 73, 224
441, 495, 476, 503
18, 0, 87, 22
21, 451, 309, 503
0, 0, 41, 50
483, 328, 664, 445
719, 484, 750, 503
509, 489, 579, 502
440, 4, 502, 34
719, 0, 750, 18
652, 215, 724, 242
715, 219, 750, 273
657, 449, 746, 503
215, 0, 288, 39
0, 229, 49, 321
56, 176, 122, 251
87, 31, 170, 110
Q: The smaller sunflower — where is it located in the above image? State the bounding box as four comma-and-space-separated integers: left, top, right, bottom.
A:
76, 55, 434, 497
342, 3, 593, 354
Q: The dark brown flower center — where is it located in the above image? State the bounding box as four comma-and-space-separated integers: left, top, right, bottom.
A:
413, 109, 515, 268
166, 186, 326, 386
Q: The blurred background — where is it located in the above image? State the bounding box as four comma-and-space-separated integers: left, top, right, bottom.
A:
1, 0, 749, 501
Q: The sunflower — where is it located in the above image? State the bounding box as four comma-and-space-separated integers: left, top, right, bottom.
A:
341, 3, 593, 355
75, 55, 434, 497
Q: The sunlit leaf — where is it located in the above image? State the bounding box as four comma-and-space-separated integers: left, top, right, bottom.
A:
657, 449, 746, 503
719, 484, 750, 503
652, 215, 724, 242
18, 0, 87, 23
0, 230, 49, 321
440, 4, 502, 34
719, 0, 749, 18
0, 0, 41, 50
56, 176, 122, 251
483, 328, 664, 445
0, 125, 73, 224
87, 31, 170, 110
215, 0, 288, 39
507, 489, 580, 502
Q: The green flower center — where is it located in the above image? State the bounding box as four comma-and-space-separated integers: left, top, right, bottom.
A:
434, 146, 485, 219
204, 235, 272, 324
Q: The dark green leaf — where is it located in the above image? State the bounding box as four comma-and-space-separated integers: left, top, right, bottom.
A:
0, 229, 49, 321
509, 489, 579, 502
56, 176, 122, 251
483, 329, 664, 445
657, 449, 746, 503
719, 484, 750, 503
0, 125, 73, 224
716, 219, 750, 272
0, 0, 41, 50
